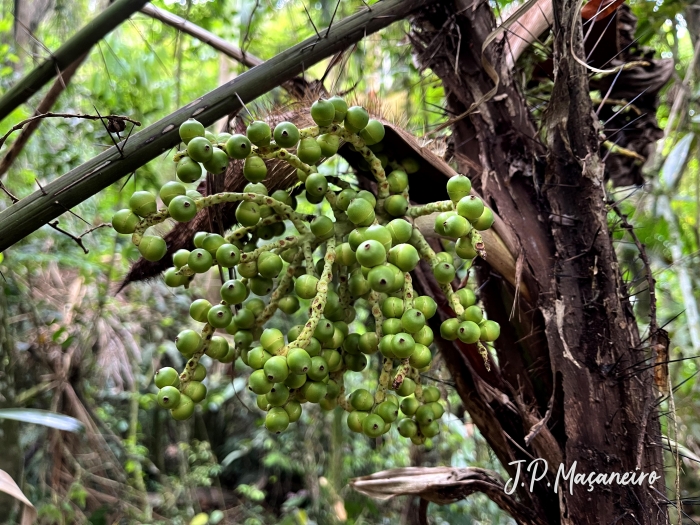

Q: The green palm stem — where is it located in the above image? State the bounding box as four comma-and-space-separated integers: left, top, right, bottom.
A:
240, 235, 301, 263
405, 200, 454, 218
179, 323, 215, 389
409, 228, 464, 319
283, 237, 336, 356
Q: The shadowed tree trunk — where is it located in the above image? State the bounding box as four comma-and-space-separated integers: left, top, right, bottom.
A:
409, 0, 667, 523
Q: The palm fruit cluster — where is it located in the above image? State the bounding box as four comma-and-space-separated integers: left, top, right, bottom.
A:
112, 97, 499, 443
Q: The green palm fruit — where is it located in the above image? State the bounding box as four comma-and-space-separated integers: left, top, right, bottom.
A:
443, 215, 470, 238
384, 195, 408, 217
155, 367, 180, 388
184, 381, 207, 403
343, 333, 361, 355
171, 395, 195, 420
400, 396, 420, 417
415, 404, 435, 426
278, 295, 300, 314
159, 181, 186, 206
401, 309, 426, 333
287, 348, 312, 375
188, 248, 213, 273
265, 407, 290, 434
317, 134, 340, 157
386, 218, 413, 244
206, 336, 229, 360
350, 388, 374, 411
256, 395, 269, 411
344, 353, 367, 372
214, 244, 240, 268
344, 106, 369, 133
313, 319, 335, 343
472, 207, 494, 230
273, 121, 300, 148
193, 231, 208, 248
307, 356, 329, 382
356, 240, 386, 267
347, 199, 375, 227
176, 156, 202, 183
455, 237, 478, 259
391, 332, 415, 358
368, 265, 394, 293
379, 334, 396, 358
263, 355, 289, 383
362, 414, 385, 437
249, 369, 273, 395
454, 288, 475, 308
310, 215, 334, 240
396, 377, 416, 397
364, 224, 392, 252
446, 175, 472, 202
412, 296, 436, 319
233, 309, 255, 330
220, 279, 247, 304
189, 299, 212, 323
207, 304, 232, 328
204, 131, 217, 143
420, 421, 440, 438
328, 96, 348, 122
164, 267, 186, 287
176, 329, 202, 355
187, 189, 203, 200
422, 386, 441, 403
225, 134, 252, 159
433, 211, 454, 236
112, 209, 139, 234
129, 191, 157, 217
246, 121, 271, 147
234, 330, 254, 348
387, 244, 420, 272
336, 243, 356, 266
322, 349, 343, 372
247, 347, 272, 370
187, 136, 213, 163
266, 384, 290, 407
336, 188, 357, 211
382, 318, 403, 335
218, 132, 232, 143
295, 274, 319, 299
480, 320, 500, 341
173, 249, 190, 269
359, 119, 385, 145
202, 148, 228, 175
285, 373, 307, 389
433, 262, 456, 284
440, 318, 460, 341
348, 270, 370, 297
376, 401, 399, 423
236, 201, 260, 226
302, 381, 327, 403
347, 410, 368, 433
243, 156, 267, 183
169, 195, 197, 222
305, 173, 328, 198
297, 137, 323, 164
464, 305, 483, 324
456, 195, 484, 220
414, 325, 434, 347
284, 400, 302, 422
260, 328, 285, 353
356, 190, 377, 207
179, 118, 205, 144
237, 260, 258, 278
409, 343, 432, 368
138, 235, 167, 261
400, 157, 420, 174
387, 170, 409, 193
246, 298, 266, 316
357, 332, 379, 355
311, 99, 336, 126
381, 296, 404, 318
397, 418, 418, 438
348, 228, 366, 251
258, 253, 283, 279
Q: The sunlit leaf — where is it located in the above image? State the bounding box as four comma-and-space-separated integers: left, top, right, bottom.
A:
661, 133, 695, 190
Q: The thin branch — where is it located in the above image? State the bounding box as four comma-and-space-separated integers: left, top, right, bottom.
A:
0, 113, 141, 150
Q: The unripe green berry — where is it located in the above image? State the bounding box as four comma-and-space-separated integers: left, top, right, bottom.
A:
278, 295, 300, 315
384, 194, 408, 217
112, 209, 139, 234
446, 175, 472, 202
206, 336, 230, 360
387, 244, 420, 272
236, 201, 260, 226
310, 216, 334, 240
189, 299, 212, 323
350, 388, 374, 411
336, 188, 357, 211
184, 381, 207, 403
155, 367, 180, 388
207, 304, 232, 328
455, 237, 478, 259
481, 320, 500, 342
356, 240, 386, 268
392, 332, 416, 358
176, 156, 202, 183
171, 395, 195, 420
243, 156, 267, 183
409, 343, 432, 368
400, 396, 420, 417
265, 407, 290, 434
301, 380, 327, 403
294, 274, 319, 299
246, 121, 271, 147
266, 384, 290, 407
344, 106, 369, 133
215, 244, 241, 268
130, 191, 157, 217
456, 195, 484, 220
363, 413, 385, 437
413, 325, 434, 347
164, 267, 186, 287
317, 134, 340, 157
472, 207, 494, 231
433, 262, 456, 284
311, 99, 336, 126
440, 318, 460, 341
382, 318, 403, 335
176, 329, 202, 355
305, 173, 328, 198
307, 356, 329, 382
225, 134, 252, 159
381, 297, 404, 318
187, 136, 213, 163
386, 219, 413, 244
401, 309, 426, 333
188, 248, 213, 273
249, 369, 273, 395
443, 215, 470, 238
387, 170, 409, 194
179, 118, 205, 144
249, 276, 273, 296
273, 121, 300, 148
202, 147, 229, 174
464, 305, 483, 324
396, 377, 416, 397
368, 265, 394, 293
359, 119, 385, 145
328, 96, 348, 122
285, 400, 302, 422
159, 181, 186, 206
138, 235, 167, 261
398, 418, 418, 438
169, 195, 197, 222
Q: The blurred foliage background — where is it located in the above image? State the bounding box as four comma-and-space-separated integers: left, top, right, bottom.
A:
0, 0, 699, 523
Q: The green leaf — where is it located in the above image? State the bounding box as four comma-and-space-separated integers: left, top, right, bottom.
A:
661, 133, 695, 190
0, 409, 84, 432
